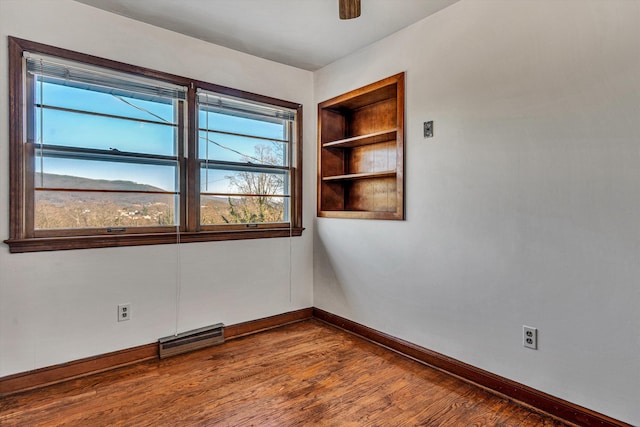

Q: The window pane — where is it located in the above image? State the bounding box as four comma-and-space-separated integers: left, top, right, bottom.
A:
196, 92, 296, 229
198, 110, 286, 140
36, 80, 176, 123
36, 157, 178, 192
35, 108, 176, 156
198, 131, 287, 166
35, 191, 177, 229
200, 167, 287, 196
200, 195, 286, 225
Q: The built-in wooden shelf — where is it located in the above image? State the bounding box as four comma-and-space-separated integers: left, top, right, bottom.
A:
322, 170, 396, 182
322, 130, 397, 149
317, 73, 405, 220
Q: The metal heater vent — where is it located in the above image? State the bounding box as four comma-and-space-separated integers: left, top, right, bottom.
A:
158, 323, 224, 359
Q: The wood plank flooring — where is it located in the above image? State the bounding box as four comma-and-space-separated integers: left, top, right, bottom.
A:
0, 320, 571, 426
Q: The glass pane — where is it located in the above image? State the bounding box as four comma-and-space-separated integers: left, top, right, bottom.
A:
36, 80, 176, 123
200, 167, 287, 196
198, 131, 287, 166
198, 110, 286, 140
35, 108, 176, 156
35, 191, 177, 229
36, 157, 178, 193
200, 195, 286, 225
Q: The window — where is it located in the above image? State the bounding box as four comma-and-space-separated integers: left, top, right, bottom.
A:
197, 91, 296, 229
27, 52, 185, 234
5, 37, 303, 253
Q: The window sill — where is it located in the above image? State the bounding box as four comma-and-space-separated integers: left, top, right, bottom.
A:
3, 228, 304, 253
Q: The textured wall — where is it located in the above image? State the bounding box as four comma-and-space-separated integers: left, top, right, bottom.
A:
314, 1, 640, 424
0, 0, 314, 377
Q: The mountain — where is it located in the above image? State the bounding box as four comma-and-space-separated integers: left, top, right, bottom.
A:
36, 173, 229, 208
39, 173, 167, 192
35, 173, 233, 229
36, 173, 172, 205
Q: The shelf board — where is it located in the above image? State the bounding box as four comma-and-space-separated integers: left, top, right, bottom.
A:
321, 81, 398, 111
318, 210, 402, 220
322, 170, 396, 182
323, 130, 397, 149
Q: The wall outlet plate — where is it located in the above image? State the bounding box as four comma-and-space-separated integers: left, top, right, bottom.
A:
118, 303, 131, 322
523, 325, 537, 349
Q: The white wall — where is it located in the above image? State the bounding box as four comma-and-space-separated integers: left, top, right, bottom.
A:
2, 0, 638, 424
0, 0, 314, 377
314, 0, 639, 424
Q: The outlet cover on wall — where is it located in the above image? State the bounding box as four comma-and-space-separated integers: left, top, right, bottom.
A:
118, 304, 131, 322
523, 325, 537, 349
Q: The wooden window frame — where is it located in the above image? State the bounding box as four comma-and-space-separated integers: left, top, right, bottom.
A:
4, 37, 303, 253
195, 85, 297, 231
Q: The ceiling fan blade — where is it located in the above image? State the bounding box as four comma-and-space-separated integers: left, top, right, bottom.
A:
339, 0, 361, 20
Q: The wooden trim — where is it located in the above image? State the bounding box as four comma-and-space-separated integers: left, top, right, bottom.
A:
294, 105, 304, 232
4, 227, 304, 253
313, 308, 632, 427
322, 170, 396, 181
226, 307, 313, 340
195, 80, 301, 112
396, 73, 405, 218
322, 129, 397, 149
35, 188, 176, 195
0, 343, 158, 397
316, 210, 401, 220
8, 37, 25, 240
318, 73, 402, 109
186, 83, 198, 232
201, 193, 290, 198
8, 37, 193, 87
0, 308, 313, 396
33, 226, 179, 239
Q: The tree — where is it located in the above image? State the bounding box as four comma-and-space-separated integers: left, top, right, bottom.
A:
222, 143, 286, 224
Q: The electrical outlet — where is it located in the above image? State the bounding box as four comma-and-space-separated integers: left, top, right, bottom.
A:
118, 304, 131, 322
523, 325, 537, 349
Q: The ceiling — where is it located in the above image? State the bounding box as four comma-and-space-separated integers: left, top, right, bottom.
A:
74, 0, 459, 71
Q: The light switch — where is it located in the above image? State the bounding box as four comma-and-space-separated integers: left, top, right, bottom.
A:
424, 121, 434, 138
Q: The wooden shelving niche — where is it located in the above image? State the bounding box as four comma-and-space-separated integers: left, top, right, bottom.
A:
317, 72, 405, 219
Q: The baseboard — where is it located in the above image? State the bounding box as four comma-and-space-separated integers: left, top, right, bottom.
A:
0, 307, 313, 397
312, 308, 631, 427
226, 307, 313, 340
1, 306, 630, 427
0, 343, 158, 397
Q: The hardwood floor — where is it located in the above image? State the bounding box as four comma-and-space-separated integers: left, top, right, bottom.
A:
0, 320, 570, 426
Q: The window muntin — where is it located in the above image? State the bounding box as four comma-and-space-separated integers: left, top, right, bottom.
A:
35, 157, 178, 192
35, 107, 177, 156
197, 130, 289, 166
197, 110, 286, 140
197, 91, 296, 227
36, 81, 176, 124
6, 37, 303, 252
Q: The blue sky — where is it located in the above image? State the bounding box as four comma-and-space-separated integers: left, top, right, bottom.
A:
35, 80, 288, 192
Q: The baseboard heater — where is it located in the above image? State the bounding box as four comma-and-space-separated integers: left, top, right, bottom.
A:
158, 323, 225, 359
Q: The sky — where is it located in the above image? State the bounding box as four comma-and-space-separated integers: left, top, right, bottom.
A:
35, 79, 289, 193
